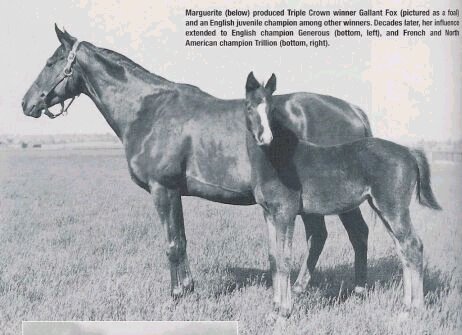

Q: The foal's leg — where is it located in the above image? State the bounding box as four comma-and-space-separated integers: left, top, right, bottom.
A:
339, 208, 369, 292
390, 212, 424, 308
149, 181, 194, 299
293, 214, 327, 294
372, 205, 424, 308
265, 210, 296, 317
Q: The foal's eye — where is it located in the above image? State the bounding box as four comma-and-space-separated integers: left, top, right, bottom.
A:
46, 60, 53, 67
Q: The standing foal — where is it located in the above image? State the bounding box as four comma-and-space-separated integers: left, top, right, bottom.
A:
244, 72, 441, 317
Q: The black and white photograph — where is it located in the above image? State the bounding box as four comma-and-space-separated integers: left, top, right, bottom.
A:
1, 0, 461, 334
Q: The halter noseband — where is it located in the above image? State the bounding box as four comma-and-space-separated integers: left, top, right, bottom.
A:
43, 40, 81, 119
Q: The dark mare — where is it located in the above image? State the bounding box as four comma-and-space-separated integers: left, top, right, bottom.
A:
22, 26, 373, 300
244, 72, 441, 316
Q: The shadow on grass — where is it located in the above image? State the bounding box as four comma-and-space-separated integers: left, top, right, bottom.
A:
220, 255, 451, 305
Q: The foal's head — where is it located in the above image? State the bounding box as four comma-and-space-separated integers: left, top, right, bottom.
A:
245, 72, 277, 146
22, 25, 83, 118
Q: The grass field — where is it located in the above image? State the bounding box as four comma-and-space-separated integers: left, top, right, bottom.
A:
0, 148, 460, 335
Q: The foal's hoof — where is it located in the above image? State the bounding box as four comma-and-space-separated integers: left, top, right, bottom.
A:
171, 279, 195, 300
353, 286, 366, 296
292, 284, 305, 295
293, 275, 311, 295
183, 276, 195, 293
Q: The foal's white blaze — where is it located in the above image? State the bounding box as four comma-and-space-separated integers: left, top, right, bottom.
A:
256, 101, 273, 145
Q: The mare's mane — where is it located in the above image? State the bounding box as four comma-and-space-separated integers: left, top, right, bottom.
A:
94, 45, 213, 97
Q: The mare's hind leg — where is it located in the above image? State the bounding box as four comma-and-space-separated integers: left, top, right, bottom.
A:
339, 208, 369, 292
293, 214, 327, 294
293, 208, 369, 294
149, 181, 194, 299
371, 203, 424, 308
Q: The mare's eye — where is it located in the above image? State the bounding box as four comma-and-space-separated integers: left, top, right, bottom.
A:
46, 60, 53, 67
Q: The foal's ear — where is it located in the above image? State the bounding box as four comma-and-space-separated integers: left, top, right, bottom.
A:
265, 73, 277, 95
246, 72, 260, 92
55, 23, 77, 49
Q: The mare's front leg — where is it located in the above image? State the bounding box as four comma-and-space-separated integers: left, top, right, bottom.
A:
150, 181, 194, 299
265, 210, 296, 318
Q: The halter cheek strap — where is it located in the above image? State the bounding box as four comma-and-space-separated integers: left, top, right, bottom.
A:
43, 40, 81, 119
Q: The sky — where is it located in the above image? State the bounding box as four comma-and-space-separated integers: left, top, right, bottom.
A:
1, 0, 460, 142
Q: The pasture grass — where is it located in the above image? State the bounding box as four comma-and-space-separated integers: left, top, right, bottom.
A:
0, 148, 460, 334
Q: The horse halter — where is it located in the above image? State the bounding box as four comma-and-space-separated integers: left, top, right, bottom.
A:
42, 40, 81, 119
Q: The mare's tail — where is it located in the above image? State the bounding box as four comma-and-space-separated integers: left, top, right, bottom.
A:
410, 149, 442, 210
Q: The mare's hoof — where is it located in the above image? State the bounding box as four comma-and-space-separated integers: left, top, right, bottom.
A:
278, 306, 292, 318
397, 304, 424, 321
265, 306, 291, 326
271, 302, 291, 318
398, 310, 410, 321
265, 311, 278, 324
273, 316, 288, 334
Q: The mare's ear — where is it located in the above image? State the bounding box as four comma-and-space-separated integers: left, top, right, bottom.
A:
55, 23, 77, 49
265, 73, 276, 95
246, 72, 260, 92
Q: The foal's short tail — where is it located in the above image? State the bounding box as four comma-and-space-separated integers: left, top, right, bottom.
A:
410, 149, 442, 210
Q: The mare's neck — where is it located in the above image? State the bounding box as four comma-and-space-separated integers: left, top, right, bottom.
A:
76, 42, 175, 139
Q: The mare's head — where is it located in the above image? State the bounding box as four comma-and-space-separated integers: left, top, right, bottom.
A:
245, 72, 276, 146
22, 25, 83, 118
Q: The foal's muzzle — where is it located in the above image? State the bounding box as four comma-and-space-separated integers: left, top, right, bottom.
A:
255, 133, 273, 146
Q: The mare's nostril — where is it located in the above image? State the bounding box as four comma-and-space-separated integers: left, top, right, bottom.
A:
21, 100, 25, 108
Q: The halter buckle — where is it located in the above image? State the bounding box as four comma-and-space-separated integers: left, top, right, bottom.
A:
63, 67, 73, 77
67, 52, 76, 61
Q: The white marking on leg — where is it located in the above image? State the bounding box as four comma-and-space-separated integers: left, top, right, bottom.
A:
294, 247, 310, 293
257, 101, 273, 145
410, 266, 424, 307
280, 220, 294, 316
266, 213, 280, 306
354, 286, 366, 295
